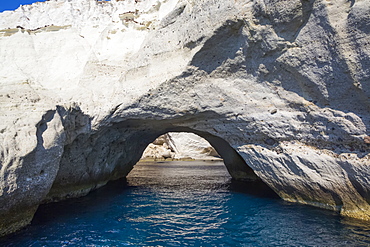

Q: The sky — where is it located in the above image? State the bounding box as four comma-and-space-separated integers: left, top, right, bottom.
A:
0, 0, 111, 12
0, 0, 48, 13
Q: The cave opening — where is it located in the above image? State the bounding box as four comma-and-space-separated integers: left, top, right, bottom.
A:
130, 130, 260, 182
127, 130, 278, 198
120, 126, 262, 183
44, 119, 277, 206
16, 125, 279, 245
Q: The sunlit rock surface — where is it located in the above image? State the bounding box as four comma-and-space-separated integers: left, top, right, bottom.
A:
0, 0, 369, 236
141, 132, 220, 160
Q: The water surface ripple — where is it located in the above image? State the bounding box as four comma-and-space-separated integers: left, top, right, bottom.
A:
1, 161, 369, 246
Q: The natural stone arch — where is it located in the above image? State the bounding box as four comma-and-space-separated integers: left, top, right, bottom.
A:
161, 128, 260, 181
44, 116, 261, 203
139, 129, 261, 181
1, 0, 370, 238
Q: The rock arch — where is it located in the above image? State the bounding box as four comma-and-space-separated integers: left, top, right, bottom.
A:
1, 0, 370, 238
44, 114, 260, 204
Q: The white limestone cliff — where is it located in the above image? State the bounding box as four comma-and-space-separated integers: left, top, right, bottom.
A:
0, 0, 370, 236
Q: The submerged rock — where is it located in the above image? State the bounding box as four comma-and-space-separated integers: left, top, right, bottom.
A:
0, 0, 369, 236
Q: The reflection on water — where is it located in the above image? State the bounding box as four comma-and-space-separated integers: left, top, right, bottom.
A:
0, 161, 369, 246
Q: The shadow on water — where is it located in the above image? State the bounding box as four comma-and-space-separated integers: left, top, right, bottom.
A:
1, 161, 370, 246
0, 178, 129, 245
32, 177, 279, 226
31, 171, 279, 227
31, 178, 130, 226
227, 179, 280, 199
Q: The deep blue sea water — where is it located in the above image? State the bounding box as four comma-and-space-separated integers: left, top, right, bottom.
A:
1, 161, 370, 246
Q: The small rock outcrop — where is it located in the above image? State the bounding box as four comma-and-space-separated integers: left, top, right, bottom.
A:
0, 0, 369, 236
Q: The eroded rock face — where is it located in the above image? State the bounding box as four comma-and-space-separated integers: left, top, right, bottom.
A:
141, 132, 221, 160
0, 0, 369, 236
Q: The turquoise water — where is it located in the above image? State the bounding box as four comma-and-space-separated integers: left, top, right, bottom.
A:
1, 161, 370, 246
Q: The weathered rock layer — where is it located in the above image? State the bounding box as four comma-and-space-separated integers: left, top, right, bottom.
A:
0, 0, 369, 236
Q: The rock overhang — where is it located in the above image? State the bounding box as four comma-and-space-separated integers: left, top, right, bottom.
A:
0, 0, 370, 237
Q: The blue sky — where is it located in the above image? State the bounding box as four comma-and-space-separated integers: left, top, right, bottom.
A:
0, 0, 111, 12
0, 0, 48, 13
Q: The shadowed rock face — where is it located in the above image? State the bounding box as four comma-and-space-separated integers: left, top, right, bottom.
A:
0, 0, 370, 236
45, 116, 260, 205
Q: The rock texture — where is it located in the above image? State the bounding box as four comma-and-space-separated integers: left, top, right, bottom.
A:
0, 0, 370, 236
141, 132, 221, 160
